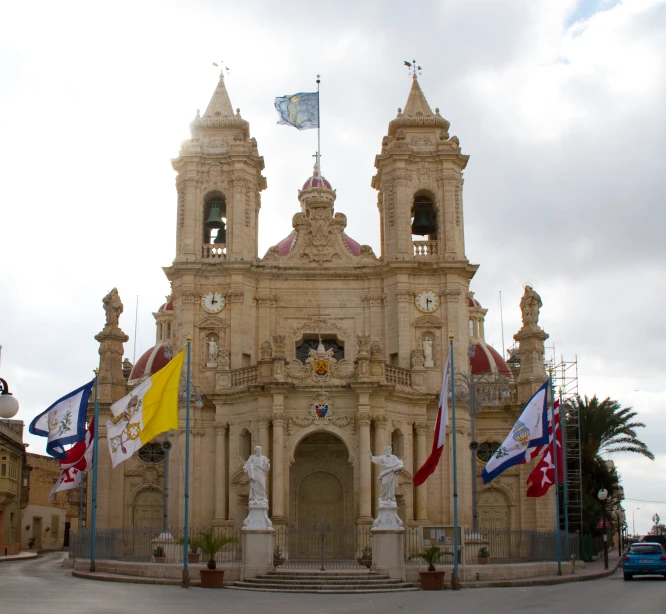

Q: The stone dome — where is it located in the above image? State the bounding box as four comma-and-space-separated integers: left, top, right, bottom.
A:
269, 230, 362, 257
158, 299, 174, 312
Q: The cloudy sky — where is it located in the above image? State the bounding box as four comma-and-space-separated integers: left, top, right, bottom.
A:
1, 0, 664, 533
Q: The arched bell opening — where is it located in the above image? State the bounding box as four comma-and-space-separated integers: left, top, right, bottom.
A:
411, 194, 437, 240
203, 192, 228, 248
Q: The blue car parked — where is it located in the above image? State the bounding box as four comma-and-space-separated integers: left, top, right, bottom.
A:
623, 542, 666, 580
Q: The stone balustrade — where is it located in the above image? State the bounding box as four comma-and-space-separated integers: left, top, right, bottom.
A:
385, 365, 412, 388
201, 245, 226, 260
230, 366, 258, 388
412, 240, 438, 257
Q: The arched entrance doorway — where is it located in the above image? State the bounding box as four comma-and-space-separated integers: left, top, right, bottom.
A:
289, 431, 354, 560
132, 487, 163, 529
478, 488, 511, 530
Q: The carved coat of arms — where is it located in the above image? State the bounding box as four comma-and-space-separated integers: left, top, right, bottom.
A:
310, 392, 333, 422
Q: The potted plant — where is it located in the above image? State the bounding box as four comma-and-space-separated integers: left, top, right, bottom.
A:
477, 546, 490, 565
411, 545, 445, 590
194, 528, 237, 588
273, 545, 286, 568
357, 546, 372, 569
27, 537, 36, 550
177, 535, 202, 563
153, 545, 166, 564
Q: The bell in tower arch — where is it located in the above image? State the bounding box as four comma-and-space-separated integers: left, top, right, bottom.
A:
205, 200, 225, 229
411, 196, 437, 236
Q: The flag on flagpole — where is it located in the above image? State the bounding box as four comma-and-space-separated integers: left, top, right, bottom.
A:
107, 350, 184, 467
29, 380, 94, 459
48, 418, 94, 502
481, 380, 551, 483
413, 353, 451, 486
527, 399, 564, 497
274, 92, 319, 129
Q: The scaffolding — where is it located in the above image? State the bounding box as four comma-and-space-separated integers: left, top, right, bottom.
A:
551, 356, 582, 534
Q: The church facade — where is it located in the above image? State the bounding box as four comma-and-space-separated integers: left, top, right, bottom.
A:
91, 73, 555, 535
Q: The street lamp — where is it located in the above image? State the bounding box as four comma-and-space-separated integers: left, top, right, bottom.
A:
0, 377, 20, 419
653, 513, 661, 535
455, 348, 511, 533
633, 508, 640, 537
598, 488, 609, 570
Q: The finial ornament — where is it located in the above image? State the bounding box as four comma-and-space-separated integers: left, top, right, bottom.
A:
403, 59, 422, 78
186, 333, 192, 343
212, 61, 230, 77
449, 331, 455, 341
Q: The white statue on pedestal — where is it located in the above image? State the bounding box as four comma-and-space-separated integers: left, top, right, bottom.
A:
369, 446, 404, 504
207, 337, 218, 364
243, 446, 270, 504
423, 337, 434, 367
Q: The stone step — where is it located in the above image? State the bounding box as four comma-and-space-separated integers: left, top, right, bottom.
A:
228, 582, 420, 594
262, 573, 390, 580
244, 578, 405, 586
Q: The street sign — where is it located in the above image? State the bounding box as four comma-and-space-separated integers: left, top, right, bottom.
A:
597, 518, 611, 529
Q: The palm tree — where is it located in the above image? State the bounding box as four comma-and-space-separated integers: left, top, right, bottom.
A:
565, 394, 654, 496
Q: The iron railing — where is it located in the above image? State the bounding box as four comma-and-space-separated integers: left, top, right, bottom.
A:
274, 523, 372, 570
69, 527, 242, 564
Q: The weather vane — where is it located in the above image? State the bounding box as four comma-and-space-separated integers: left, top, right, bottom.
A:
403, 59, 422, 78
212, 61, 230, 76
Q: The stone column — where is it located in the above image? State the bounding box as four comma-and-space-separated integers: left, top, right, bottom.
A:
395, 287, 413, 369
414, 422, 429, 521
258, 416, 271, 458
271, 411, 286, 524
213, 422, 228, 523
358, 413, 373, 523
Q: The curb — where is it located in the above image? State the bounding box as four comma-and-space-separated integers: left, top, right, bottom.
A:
0, 553, 39, 563
72, 570, 201, 586
459, 558, 622, 588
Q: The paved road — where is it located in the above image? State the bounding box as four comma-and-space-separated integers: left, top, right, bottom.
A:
3, 552, 664, 614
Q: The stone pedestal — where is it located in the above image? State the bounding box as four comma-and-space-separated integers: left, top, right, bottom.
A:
371, 501, 405, 580
243, 501, 272, 530
207, 361, 217, 368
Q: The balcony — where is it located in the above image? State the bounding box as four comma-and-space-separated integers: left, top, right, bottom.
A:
230, 366, 258, 389
0, 476, 18, 498
385, 365, 412, 388
202, 245, 226, 260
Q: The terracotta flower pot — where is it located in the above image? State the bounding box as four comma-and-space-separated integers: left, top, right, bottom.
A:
154, 557, 166, 564
477, 557, 489, 565
200, 568, 225, 588
420, 570, 445, 590
273, 557, 286, 568
188, 553, 201, 564
357, 557, 372, 569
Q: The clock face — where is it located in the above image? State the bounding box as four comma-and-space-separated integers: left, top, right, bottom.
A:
415, 290, 439, 313
202, 291, 225, 313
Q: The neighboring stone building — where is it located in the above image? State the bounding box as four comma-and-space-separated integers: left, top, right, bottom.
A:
21, 453, 79, 551
0, 419, 29, 555
89, 73, 555, 536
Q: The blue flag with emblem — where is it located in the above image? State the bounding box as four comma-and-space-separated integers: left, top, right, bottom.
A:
481, 380, 551, 483
29, 380, 94, 459
274, 92, 319, 130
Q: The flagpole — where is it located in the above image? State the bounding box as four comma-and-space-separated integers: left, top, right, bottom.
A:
450, 332, 460, 590
90, 369, 99, 572
316, 74, 321, 173
559, 387, 570, 559
182, 334, 192, 588
550, 369, 562, 575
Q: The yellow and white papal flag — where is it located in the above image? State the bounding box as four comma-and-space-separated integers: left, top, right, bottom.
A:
107, 350, 184, 467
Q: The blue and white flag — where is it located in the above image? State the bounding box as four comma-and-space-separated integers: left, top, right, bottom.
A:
29, 380, 94, 459
481, 380, 551, 483
274, 92, 319, 130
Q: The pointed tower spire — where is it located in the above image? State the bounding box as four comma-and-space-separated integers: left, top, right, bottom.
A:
403, 75, 434, 117
203, 71, 234, 118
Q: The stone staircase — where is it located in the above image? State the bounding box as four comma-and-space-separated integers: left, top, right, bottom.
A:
229, 569, 420, 593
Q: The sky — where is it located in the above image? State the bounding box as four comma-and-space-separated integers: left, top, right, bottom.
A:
1, 0, 665, 534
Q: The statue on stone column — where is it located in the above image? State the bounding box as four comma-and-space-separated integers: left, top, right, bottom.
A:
369, 446, 404, 503
520, 285, 542, 327
103, 287, 123, 328
207, 336, 218, 363
243, 445, 270, 504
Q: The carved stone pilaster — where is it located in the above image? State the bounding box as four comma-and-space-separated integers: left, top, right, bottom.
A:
358, 413, 373, 427
272, 334, 286, 358
414, 422, 429, 435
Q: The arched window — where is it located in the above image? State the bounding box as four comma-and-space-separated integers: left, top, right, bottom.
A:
469, 319, 474, 337
391, 429, 404, 458
239, 429, 251, 461
477, 442, 501, 463
411, 194, 437, 239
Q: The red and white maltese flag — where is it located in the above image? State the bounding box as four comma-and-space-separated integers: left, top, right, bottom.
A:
413, 354, 451, 486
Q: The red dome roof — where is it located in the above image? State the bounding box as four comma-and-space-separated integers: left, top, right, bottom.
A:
270, 231, 361, 257
158, 300, 174, 312
470, 342, 511, 378
468, 296, 482, 308
128, 344, 171, 384
302, 174, 332, 190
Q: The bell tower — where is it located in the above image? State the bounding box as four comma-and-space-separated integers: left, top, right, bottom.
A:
372, 74, 469, 262
171, 72, 267, 263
